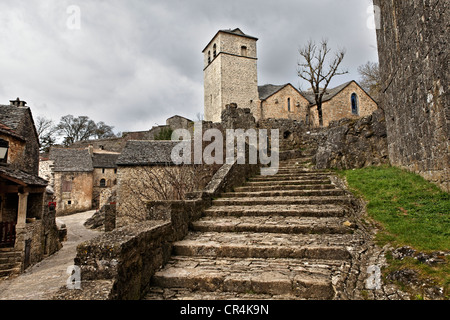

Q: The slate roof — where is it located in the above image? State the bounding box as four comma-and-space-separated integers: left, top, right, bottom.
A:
0, 166, 48, 187
117, 140, 191, 166
92, 153, 120, 168
258, 84, 290, 101
0, 104, 39, 142
302, 81, 355, 105
49, 148, 94, 172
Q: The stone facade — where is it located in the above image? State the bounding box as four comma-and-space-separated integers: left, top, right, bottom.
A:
259, 84, 311, 122
374, 0, 449, 192
0, 99, 61, 277
308, 81, 379, 127
203, 29, 260, 123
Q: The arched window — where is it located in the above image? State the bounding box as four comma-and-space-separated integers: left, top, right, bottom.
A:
208, 51, 211, 63
241, 46, 247, 56
213, 44, 217, 58
351, 93, 359, 115
100, 179, 106, 187
287, 98, 291, 112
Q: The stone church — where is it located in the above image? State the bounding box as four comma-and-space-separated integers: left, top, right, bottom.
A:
203, 28, 378, 125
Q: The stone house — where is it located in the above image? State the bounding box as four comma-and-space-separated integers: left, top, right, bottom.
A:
40, 147, 120, 216
92, 152, 119, 209
44, 148, 94, 216
304, 81, 379, 127
115, 140, 218, 227
0, 98, 61, 277
203, 28, 378, 126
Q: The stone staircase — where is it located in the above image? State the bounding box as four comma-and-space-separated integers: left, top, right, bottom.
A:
145, 157, 363, 300
0, 247, 22, 279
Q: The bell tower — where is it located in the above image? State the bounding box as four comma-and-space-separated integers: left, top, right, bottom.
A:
203, 28, 260, 123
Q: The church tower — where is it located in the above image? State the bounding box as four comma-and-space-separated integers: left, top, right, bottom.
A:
203, 28, 260, 123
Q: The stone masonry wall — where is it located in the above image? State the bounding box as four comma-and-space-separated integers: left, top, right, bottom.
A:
374, 0, 449, 192
312, 109, 389, 170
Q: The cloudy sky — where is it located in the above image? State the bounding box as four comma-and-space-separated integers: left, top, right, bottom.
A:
0, 0, 378, 134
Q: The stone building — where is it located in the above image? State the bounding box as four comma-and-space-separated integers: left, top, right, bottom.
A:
0, 98, 61, 277
203, 28, 260, 122
304, 81, 379, 127
92, 152, 119, 210
374, 0, 449, 192
44, 148, 94, 216
203, 29, 379, 126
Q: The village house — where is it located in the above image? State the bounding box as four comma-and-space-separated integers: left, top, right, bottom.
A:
0, 98, 61, 278
203, 28, 379, 125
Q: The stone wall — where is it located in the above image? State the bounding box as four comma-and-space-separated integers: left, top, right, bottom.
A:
312, 110, 389, 170
374, 0, 449, 192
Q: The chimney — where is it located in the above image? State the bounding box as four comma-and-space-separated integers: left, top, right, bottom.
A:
10, 98, 27, 107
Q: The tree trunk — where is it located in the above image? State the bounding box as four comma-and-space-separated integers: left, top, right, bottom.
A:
317, 103, 324, 127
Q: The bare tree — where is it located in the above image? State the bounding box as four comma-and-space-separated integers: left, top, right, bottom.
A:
118, 163, 220, 223
358, 61, 382, 104
35, 116, 57, 152
297, 39, 348, 127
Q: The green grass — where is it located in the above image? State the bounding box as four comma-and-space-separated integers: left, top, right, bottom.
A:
338, 165, 450, 251
337, 165, 450, 297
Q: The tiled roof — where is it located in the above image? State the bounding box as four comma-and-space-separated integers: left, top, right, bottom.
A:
49, 148, 93, 172
0, 166, 48, 187
258, 84, 290, 101
117, 140, 191, 166
92, 153, 119, 168
302, 81, 355, 105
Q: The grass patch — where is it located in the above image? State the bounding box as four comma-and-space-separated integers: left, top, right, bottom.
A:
338, 165, 449, 251
337, 165, 449, 298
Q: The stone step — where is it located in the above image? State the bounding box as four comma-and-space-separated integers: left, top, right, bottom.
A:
150, 256, 341, 299
0, 266, 21, 278
235, 184, 336, 192
173, 232, 355, 260
191, 216, 354, 234
212, 196, 352, 207
145, 287, 299, 300
250, 174, 330, 182
221, 189, 345, 198
245, 179, 332, 186
203, 204, 347, 218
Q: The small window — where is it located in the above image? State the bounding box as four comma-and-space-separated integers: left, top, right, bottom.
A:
114, 169, 117, 174
62, 180, 72, 192
213, 44, 217, 58
208, 51, 211, 63
241, 46, 247, 56
102, 168, 105, 174
100, 179, 106, 187
68, 201, 72, 205
351, 93, 359, 115
287, 98, 291, 112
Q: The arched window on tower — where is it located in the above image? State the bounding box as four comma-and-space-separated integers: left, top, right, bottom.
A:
213, 44, 217, 58
351, 93, 359, 115
241, 46, 247, 56
208, 51, 211, 63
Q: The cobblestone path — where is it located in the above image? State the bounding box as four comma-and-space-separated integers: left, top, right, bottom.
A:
0, 210, 100, 300
145, 157, 370, 300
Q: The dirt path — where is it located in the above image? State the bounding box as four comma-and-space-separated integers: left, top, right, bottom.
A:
0, 210, 100, 300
